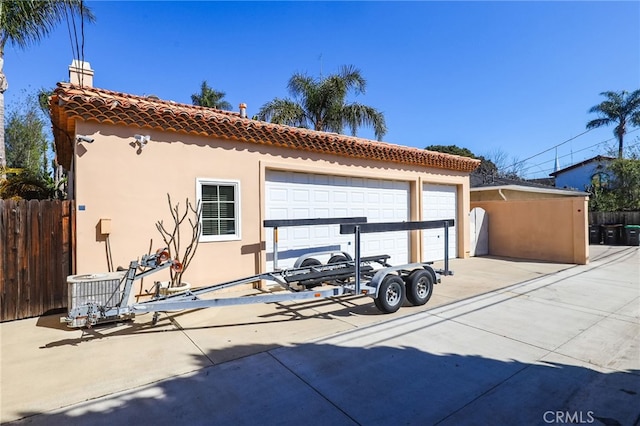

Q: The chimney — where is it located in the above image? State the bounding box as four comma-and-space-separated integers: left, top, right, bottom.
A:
239, 103, 247, 118
69, 60, 94, 87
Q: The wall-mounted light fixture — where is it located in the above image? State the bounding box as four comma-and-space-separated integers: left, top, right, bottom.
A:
76, 135, 94, 143
134, 134, 150, 150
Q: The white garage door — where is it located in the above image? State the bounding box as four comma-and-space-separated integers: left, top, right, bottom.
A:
265, 171, 410, 269
422, 184, 457, 262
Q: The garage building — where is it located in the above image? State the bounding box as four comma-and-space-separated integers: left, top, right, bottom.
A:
50, 62, 480, 288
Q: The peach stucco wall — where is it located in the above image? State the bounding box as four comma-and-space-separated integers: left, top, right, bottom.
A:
72, 121, 472, 291
470, 196, 589, 264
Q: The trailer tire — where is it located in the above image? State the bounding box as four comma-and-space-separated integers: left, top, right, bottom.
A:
328, 254, 349, 284
375, 275, 405, 313
298, 258, 323, 289
405, 269, 433, 306
328, 255, 348, 264
300, 258, 322, 268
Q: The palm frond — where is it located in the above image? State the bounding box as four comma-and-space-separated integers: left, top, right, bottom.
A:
256, 98, 307, 128
586, 117, 613, 129
587, 89, 640, 158
259, 65, 385, 138
191, 80, 231, 110
342, 103, 387, 140
287, 73, 316, 99
337, 65, 366, 94
1, 1, 95, 51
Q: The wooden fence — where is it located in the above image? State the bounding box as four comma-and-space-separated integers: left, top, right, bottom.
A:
589, 211, 640, 226
0, 200, 74, 322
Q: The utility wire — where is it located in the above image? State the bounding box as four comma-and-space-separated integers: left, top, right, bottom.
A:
521, 129, 640, 178
80, 1, 86, 68
64, 1, 88, 87
521, 136, 615, 175
64, 7, 78, 64
509, 128, 596, 171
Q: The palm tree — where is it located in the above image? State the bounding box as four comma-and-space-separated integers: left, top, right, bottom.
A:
586, 90, 640, 159
0, 0, 94, 171
257, 65, 387, 141
191, 81, 232, 110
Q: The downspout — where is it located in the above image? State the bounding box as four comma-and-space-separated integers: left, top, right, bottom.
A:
498, 189, 507, 201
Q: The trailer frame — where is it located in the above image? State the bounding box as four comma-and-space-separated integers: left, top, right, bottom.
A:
62, 218, 454, 328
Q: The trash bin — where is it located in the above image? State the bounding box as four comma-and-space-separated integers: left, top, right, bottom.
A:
589, 225, 602, 245
624, 225, 640, 246
602, 224, 623, 245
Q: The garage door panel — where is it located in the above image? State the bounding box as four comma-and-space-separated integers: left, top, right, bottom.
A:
270, 188, 287, 201
292, 190, 309, 202
313, 208, 330, 217
351, 208, 366, 217
314, 226, 330, 239
314, 190, 330, 203
333, 191, 348, 203
352, 192, 366, 203
292, 208, 311, 218
266, 172, 409, 269
332, 208, 348, 217
269, 208, 288, 219
367, 193, 380, 204
423, 184, 457, 262
292, 228, 310, 240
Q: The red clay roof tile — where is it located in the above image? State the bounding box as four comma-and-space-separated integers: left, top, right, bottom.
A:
50, 83, 480, 173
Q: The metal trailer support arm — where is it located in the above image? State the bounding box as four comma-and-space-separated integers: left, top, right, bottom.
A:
340, 219, 455, 276
263, 217, 367, 270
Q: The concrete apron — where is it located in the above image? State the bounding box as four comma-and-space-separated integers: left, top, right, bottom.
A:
1, 245, 638, 425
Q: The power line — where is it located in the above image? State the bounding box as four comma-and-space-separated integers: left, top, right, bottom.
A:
521, 131, 640, 178
63, 2, 88, 87
529, 142, 640, 177
520, 135, 616, 175
509, 128, 596, 171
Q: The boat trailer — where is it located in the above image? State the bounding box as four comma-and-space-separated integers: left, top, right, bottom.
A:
62, 218, 454, 328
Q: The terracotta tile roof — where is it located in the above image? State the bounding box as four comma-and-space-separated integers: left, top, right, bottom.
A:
50, 83, 480, 172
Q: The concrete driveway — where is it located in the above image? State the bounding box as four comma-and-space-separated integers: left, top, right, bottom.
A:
1, 245, 638, 425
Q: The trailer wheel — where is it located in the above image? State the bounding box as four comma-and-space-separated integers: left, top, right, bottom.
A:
405, 270, 433, 306
375, 275, 405, 313
300, 258, 322, 268
328, 255, 349, 284
298, 258, 323, 289
328, 255, 348, 264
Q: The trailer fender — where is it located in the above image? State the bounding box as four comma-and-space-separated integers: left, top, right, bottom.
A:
368, 263, 439, 296
421, 265, 439, 285
293, 251, 353, 268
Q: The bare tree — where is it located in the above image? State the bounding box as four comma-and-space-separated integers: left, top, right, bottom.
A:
483, 148, 524, 179
155, 194, 202, 288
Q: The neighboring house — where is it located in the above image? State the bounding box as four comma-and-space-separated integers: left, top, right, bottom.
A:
50, 62, 480, 288
550, 155, 614, 191
470, 176, 589, 264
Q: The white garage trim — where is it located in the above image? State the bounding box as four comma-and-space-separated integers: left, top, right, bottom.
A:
265, 170, 410, 270
422, 184, 457, 261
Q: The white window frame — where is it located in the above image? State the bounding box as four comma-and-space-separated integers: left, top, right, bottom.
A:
196, 178, 241, 242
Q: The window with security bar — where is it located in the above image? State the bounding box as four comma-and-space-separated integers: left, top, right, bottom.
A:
197, 179, 241, 241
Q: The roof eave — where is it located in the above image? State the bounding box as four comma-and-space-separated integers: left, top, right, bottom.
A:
50, 83, 481, 173
471, 185, 589, 196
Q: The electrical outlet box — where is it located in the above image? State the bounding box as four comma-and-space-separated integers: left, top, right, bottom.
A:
99, 218, 111, 235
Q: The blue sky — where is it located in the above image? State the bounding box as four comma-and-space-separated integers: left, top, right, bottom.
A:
4, 1, 639, 178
